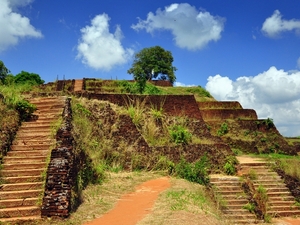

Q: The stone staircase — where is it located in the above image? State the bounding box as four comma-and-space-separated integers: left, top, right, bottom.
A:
210, 175, 258, 224
74, 79, 83, 92
238, 156, 300, 218
0, 96, 65, 222
210, 156, 300, 224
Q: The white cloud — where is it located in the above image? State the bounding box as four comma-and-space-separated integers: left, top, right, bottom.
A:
262, 10, 300, 38
174, 82, 196, 87
132, 3, 225, 50
206, 66, 300, 137
77, 14, 133, 71
0, 0, 42, 52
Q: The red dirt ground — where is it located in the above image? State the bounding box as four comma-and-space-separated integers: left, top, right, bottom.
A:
84, 177, 171, 225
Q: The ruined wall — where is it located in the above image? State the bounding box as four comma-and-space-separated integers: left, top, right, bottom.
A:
198, 101, 242, 109
78, 93, 204, 121
200, 109, 258, 120
42, 97, 73, 218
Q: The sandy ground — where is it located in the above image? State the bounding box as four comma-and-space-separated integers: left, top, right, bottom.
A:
84, 177, 171, 225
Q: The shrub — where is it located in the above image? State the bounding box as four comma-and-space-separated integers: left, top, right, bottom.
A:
169, 125, 192, 145
175, 156, 210, 185
223, 156, 238, 175
217, 122, 228, 136
15, 99, 36, 121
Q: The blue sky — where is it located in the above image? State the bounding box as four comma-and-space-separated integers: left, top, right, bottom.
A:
0, 0, 300, 137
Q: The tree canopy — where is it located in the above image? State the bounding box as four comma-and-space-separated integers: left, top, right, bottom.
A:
0, 60, 10, 83
127, 46, 177, 84
14, 71, 44, 85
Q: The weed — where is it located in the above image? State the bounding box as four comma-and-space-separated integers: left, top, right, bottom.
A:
175, 156, 210, 185
243, 202, 255, 213
248, 169, 258, 180
217, 122, 228, 136
263, 118, 274, 129
223, 156, 238, 175
169, 124, 192, 145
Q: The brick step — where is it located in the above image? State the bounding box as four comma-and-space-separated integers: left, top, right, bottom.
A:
224, 219, 258, 224
1, 168, 45, 177
6, 150, 49, 157
2, 162, 46, 170
225, 204, 247, 210
2, 176, 42, 184
0, 215, 41, 223
4, 156, 47, 164
253, 179, 284, 185
28, 116, 60, 122
0, 182, 43, 191
34, 103, 64, 109
0, 190, 42, 200
34, 109, 63, 115
20, 123, 52, 128
0, 206, 40, 218
209, 175, 239, 183
267, 210, 300, 217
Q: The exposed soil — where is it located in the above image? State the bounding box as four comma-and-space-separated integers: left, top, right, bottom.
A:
84, 177, 171, 225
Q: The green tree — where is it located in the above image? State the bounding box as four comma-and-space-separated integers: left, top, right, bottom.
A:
14, 71, 44, 85
0, 60, 10, 83
127, 46, 177, 88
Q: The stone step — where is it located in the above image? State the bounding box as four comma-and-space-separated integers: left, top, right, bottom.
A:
238, 162, 268, 167
12, 139, 53, 146
2, 176, 42, 184
0, 206, 40, 218
224, 199, 249, 205
35, 103, 64, 109
0, 182, 43, 191
264, 187, 290, 192
223, 209, 253, 215
269, 201, 297, 206
268, 205, 300, 211
2, 162, 46, 170
224, 204, 247, 210
10, 144, 52, 151
268, 196, 295, 201
209, 176, 239, 183
210, 181, 240, 186
0, 190, 42, 200
6, 150, 49, 157
0, 198, 38, 208
224, 214, 257, 220
213, 186, 242, 191
1, 168, 45, 177
0, 215, 41, 223
219, 195, 247, 200
29, 98, 65, 104
16, 133, 51, 138
218, 190, 244, 195
18, 127, 51, 133
267, 210, 300, 217
253, 183, 287, 188
266, 191, 291, 197
4, 156, 47, 164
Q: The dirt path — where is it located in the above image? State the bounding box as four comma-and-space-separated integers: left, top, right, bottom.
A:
84, 177, 171, 225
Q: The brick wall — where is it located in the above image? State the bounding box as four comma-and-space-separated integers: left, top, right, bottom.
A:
41, 97, 73, 217
200, 109, 258, 120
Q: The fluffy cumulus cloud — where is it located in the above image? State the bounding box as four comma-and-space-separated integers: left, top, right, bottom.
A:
262, 10, 300, 38
131, 3, 225, 50
77, 14, 133, 71
206, 66, 300, 137
0, 0, 42, 52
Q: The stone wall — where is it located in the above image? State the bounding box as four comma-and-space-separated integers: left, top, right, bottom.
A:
41, 97, 73, 218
